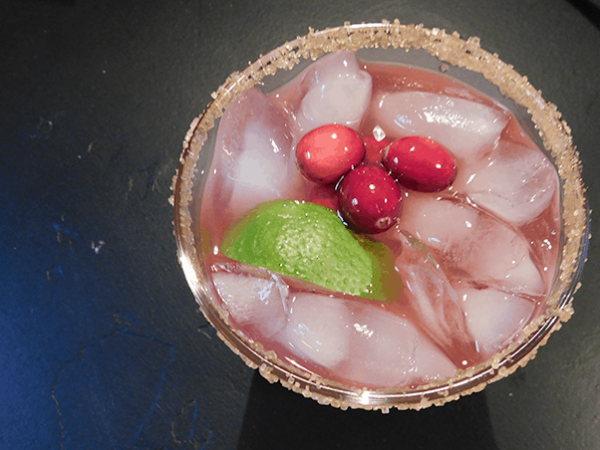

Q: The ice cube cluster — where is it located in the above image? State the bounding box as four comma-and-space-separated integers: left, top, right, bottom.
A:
202, 50, 560, 388
213, 263, 456, 388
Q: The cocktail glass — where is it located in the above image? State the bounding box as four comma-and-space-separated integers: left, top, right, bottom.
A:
171, 22, 589, 411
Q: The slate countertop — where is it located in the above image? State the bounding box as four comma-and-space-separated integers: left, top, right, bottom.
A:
1, 1, 599, 449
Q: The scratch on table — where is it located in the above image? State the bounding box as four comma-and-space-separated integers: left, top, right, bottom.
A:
197, 322, 214, 340
51, 392, 67, 450
46, 264, 64, 281
171, 399, 199, 444
91, 241, 105, 254
129, 332, 176, 448
52, 329, 176, 448
37, 116, 53, 134
52, 221, 80, 244
50, 352, 97, 450
200, 429, 215, 450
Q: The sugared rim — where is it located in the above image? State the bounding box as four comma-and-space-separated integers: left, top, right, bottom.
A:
171, 21, 590, 411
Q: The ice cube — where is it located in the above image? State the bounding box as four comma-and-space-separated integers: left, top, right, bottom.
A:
457, 287, 535, 357
369, 91, 507, 160
279, 294, 351, 369
204, 88, 305, 221
479, 223, 545, 296
345, 304, 457, 388
457, 140, 559, 224
394, 232, 477, 359
399, 192, 479, 254
398, 196, 545, 297
212, 271, 289, 338
297, 51, 372, 133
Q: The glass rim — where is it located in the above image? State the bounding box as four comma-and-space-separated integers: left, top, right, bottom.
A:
171, 21, 590, 411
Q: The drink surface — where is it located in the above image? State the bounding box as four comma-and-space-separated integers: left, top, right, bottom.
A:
197, 50, 561, 389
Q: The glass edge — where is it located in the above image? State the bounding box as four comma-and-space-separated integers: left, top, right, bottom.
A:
171, 21, 590, 411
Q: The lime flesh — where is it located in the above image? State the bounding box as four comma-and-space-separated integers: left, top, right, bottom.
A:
221, 200, 396, 301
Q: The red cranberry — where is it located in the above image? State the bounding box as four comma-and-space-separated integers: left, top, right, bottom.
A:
296, 124, 365, 184
362, 135, 391, 165
337, 165, 402, 234
383, 136, 456, 192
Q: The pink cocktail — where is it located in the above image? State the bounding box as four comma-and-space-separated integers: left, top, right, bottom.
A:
173, 22, 588, 411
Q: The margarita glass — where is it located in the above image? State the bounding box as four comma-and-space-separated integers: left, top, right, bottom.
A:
172, 22, 589, 411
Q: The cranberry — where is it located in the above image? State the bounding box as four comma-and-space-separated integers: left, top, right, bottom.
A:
296, 124, 365, 184
337, 165, 402, 234
383, 136, 456, 192
362, 135, 391, 165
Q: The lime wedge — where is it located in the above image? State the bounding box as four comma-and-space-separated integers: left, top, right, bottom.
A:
221, 200, 397, 301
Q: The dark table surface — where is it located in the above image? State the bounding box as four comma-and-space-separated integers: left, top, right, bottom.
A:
2, 0, 599, 449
